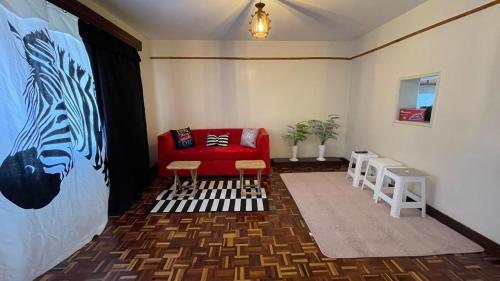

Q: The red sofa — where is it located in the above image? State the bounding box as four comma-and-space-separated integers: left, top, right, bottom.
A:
158, 128, 270, 177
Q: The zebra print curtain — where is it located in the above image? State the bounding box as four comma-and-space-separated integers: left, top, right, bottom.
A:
0, 1, 109, 280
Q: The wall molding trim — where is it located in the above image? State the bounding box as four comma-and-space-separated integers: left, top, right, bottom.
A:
349, 0, 499, 60
150, 56, 350, 61
151, 0, 499, 61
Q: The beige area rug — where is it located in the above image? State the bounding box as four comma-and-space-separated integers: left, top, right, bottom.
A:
280, 172, 483, 258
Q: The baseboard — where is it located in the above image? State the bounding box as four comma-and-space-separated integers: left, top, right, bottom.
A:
424, 204, 500, 255
404, 196, 500, 255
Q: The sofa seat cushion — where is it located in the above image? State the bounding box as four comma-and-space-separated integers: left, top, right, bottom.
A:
169, 145, 259, 161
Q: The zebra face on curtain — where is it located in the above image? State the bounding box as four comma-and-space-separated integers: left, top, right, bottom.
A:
0, 22, 108, 209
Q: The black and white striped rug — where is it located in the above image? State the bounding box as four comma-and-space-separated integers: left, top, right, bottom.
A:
151, 179, 269, 213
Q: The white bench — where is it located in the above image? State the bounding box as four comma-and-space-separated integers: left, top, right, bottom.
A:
376, 167, 427, 218
346, 151, 378, 187
361, 158, 403, 201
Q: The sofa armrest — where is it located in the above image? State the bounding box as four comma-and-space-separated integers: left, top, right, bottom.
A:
256, 128, 269, 149
256, 128, 271, 175
158, 132, 175, 176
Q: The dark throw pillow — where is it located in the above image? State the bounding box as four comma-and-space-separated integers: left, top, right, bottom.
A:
206, 134, 229, 147
170, 127, 195, 150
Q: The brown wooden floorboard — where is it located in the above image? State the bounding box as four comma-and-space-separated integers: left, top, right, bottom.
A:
38, 164, 500, 281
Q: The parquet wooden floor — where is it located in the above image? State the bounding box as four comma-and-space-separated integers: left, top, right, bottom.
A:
38, 164, 500, 281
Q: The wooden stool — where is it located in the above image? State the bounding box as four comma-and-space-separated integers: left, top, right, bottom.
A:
166, 161, 201, 197
377, 167, 427, 218
346, 151, 378, 187
361, 158, 403, 201
235, 160, 266, 196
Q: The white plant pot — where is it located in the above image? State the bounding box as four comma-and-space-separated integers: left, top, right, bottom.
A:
290, 145, 299, 161
317, 144, 326, 161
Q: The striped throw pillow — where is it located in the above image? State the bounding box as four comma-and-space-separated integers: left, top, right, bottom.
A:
206, 134, 229, 147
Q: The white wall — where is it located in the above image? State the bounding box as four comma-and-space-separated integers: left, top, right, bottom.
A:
149, 40, 353, 161
80, 0, 500, 243
346, 0, 500, 243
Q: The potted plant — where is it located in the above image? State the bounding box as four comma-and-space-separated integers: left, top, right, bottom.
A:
283, 122, 310, 161
308, 114, 340, 161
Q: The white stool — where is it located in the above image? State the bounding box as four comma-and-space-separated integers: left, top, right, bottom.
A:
346, 151, 378, 187
361, 158, 403, 201
376, 167, 427, 218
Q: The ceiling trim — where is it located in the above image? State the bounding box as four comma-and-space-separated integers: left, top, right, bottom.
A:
150, 0, 498, 61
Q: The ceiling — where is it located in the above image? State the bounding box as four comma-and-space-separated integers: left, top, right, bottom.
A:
96, 0, 427, 41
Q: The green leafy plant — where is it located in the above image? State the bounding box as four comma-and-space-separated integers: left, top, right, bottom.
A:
283, 122, 310, 145
308, 114, 340, 145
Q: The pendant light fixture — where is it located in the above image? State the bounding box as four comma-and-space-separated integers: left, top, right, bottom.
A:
249, 1, 270, 39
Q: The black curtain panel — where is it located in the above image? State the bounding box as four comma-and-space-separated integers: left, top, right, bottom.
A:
78, 21, 150, 215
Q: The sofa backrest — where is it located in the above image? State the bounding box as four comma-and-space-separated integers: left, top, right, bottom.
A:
191, 128, 245, 146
